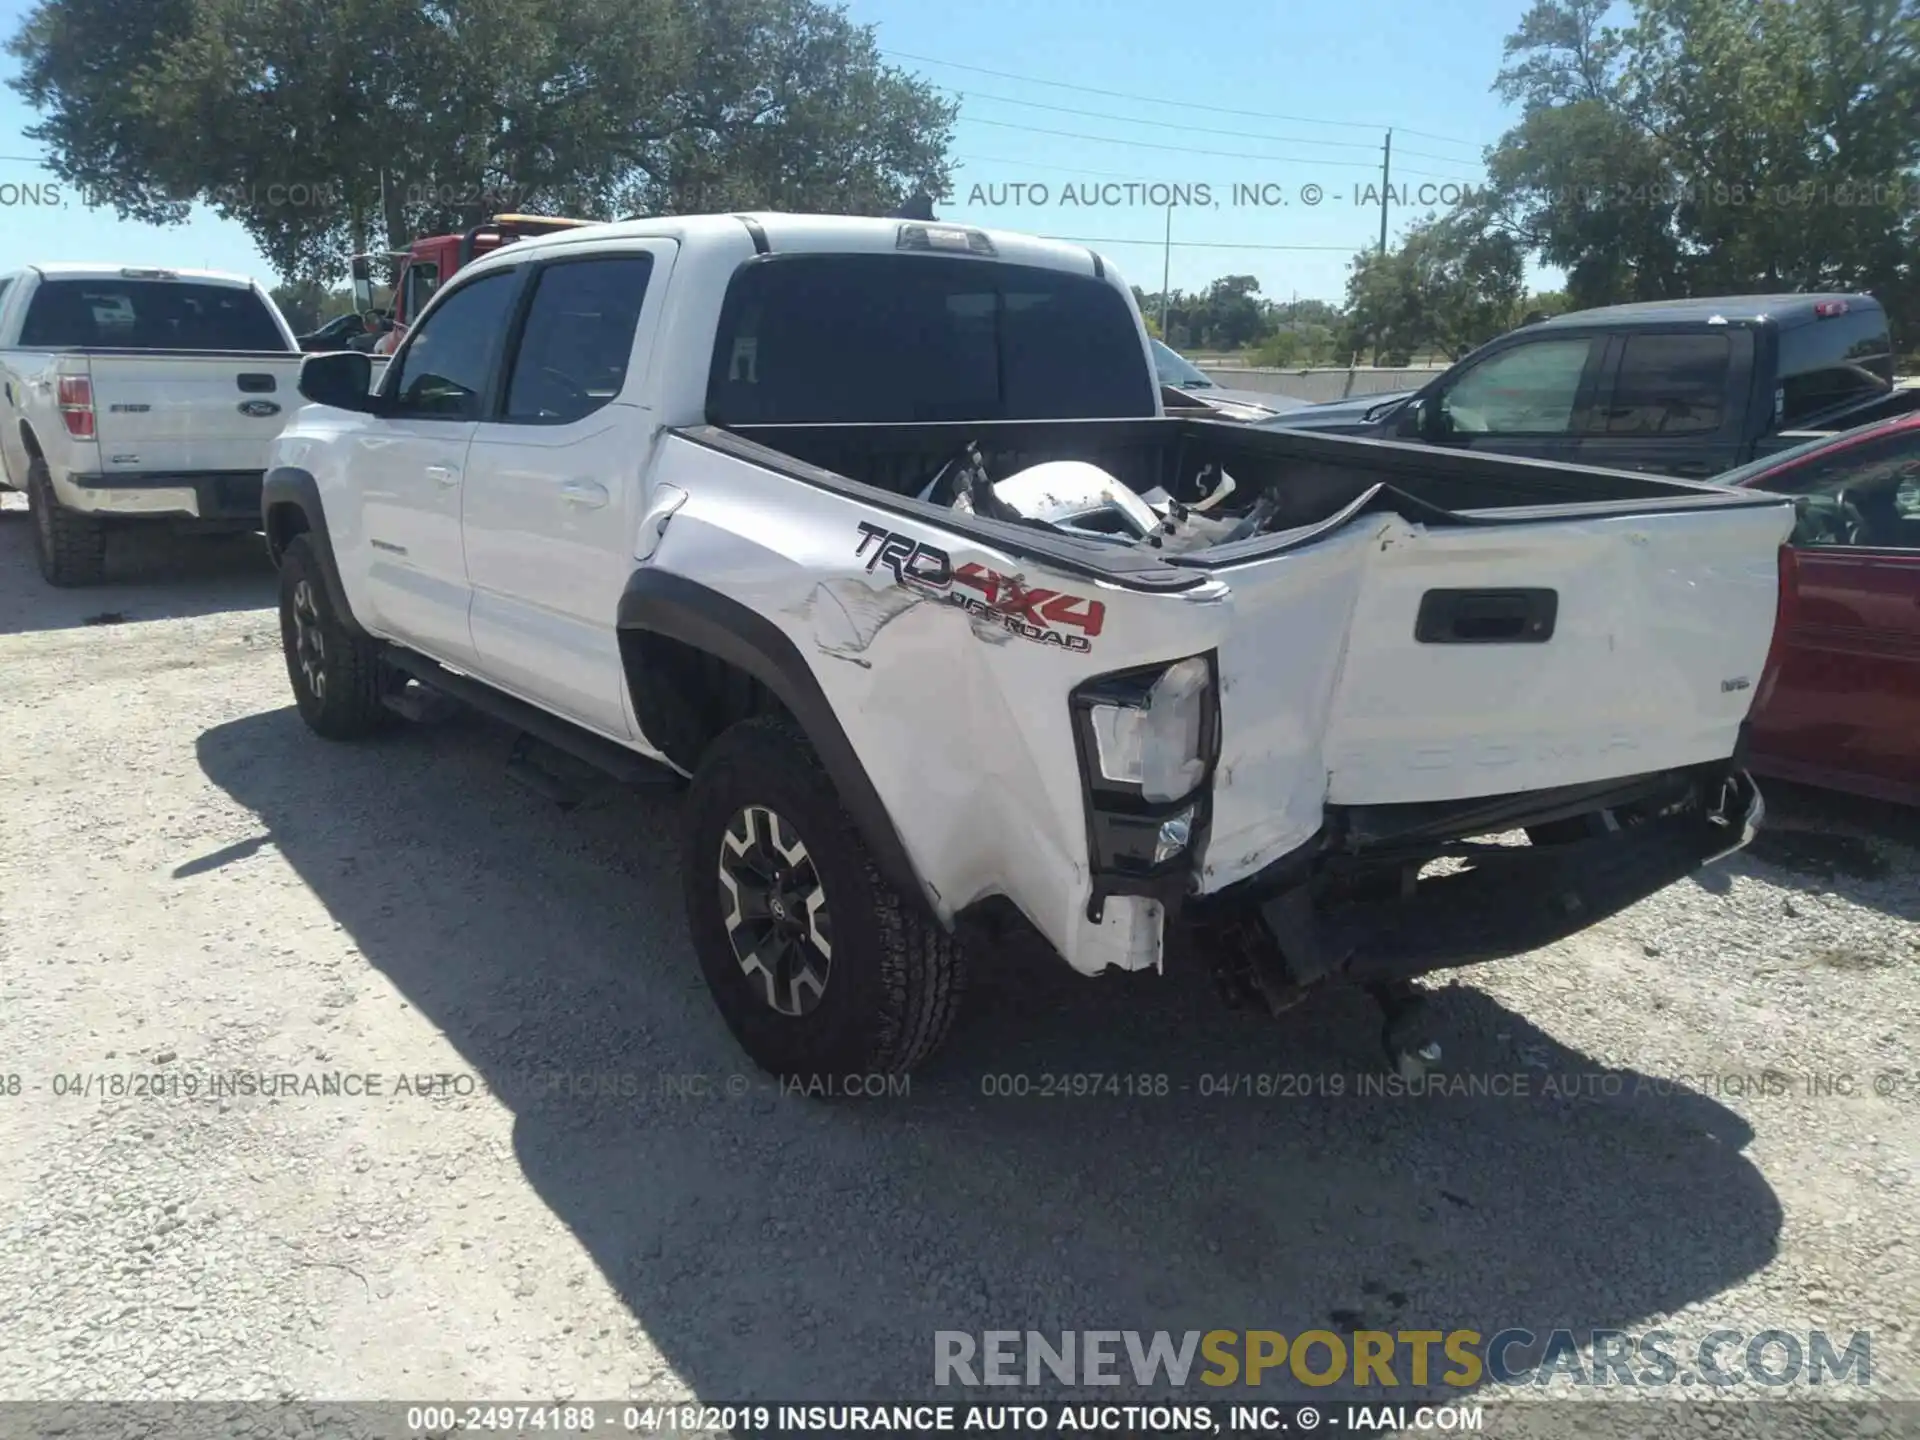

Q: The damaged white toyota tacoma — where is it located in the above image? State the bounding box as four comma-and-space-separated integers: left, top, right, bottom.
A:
263, 213, 1791, 1080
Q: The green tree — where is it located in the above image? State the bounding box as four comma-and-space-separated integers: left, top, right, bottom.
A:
1251, 330, 1301, 367
1275, 298, 1344, 331
1341, 213, 1527, 363
1187, 275, 1270, 351
1517, 289, 1574, 323
1477, 0, 1920, 338
8, 0, 956, 283
271, 281, 360, 333
270, 281, 325, 334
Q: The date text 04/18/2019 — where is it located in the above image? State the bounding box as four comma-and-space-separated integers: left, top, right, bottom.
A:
400, 1402, 1487, 1434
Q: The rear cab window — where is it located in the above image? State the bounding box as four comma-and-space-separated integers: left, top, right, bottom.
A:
706, 253, 1156, 424
18, 279, 290, 352
1778, 305, 1893, 427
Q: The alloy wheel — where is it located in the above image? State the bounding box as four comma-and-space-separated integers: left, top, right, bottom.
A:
291, 579, 328, 700
717, 804, 833, 1016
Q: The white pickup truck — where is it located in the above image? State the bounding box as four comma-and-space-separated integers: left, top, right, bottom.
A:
261, 213, 1791, 1082
0, 264, 304, 585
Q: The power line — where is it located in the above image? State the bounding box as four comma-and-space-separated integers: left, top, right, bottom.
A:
955, 153, 1188, 182
884, 48, 1484, 148
963, 116, 1476, 181
1044, 235, 1361, 252
940, 86, 1478, 166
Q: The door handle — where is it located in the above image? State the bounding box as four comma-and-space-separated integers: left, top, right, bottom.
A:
560, 479, 609, 509
425, 463, 460, 486
1669, 460, 1713, 477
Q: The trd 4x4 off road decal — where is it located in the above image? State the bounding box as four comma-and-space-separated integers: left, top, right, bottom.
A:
853, 521, 1106, 653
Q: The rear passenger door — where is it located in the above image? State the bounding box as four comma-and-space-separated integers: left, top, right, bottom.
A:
1575, 328, 1754, 479
463, 241, 677, 737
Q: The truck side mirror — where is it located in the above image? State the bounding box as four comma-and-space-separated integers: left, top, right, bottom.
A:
349, 255, 374, 315
1401, 395, 1442, 439
298, 350, 379, 413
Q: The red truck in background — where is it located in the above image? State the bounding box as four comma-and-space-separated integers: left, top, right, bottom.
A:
351, 213, 599, 355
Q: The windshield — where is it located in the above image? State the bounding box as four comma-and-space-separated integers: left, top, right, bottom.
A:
1152, 338, 1215, 388
708, 254, 1157, 424
19, 279, 290, 351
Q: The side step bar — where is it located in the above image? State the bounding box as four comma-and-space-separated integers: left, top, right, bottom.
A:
380, 648, 682, 788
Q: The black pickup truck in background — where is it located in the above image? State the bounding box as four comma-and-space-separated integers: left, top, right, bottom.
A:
1270, 293, 1917, 479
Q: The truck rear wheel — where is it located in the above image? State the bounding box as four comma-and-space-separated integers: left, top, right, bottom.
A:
277, 535, 394, 740
682, 716, 965, 1082
28, 459, 107, 587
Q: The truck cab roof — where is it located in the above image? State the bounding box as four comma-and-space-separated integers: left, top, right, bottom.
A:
1532, 293, 1878, 330
23, 263, 260, 288
461, 212, 1112, 281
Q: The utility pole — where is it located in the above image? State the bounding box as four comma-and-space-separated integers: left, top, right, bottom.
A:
1378, 129, 1393, 256
1159, 203, 1173, 340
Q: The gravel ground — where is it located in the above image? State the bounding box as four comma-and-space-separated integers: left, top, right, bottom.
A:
1, 496, 1917, 1438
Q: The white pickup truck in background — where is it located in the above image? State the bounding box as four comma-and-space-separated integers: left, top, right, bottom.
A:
0, 265, 305, 585
263, 213, 1791, 1083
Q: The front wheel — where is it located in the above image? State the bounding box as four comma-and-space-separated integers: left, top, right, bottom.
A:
681, 716, 965, 1081
277, 535, 395, 739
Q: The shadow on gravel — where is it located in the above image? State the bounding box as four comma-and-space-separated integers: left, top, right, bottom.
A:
0, 496, 275, 636
1713, 778, 1920, 924
196, 706, 1784, 1406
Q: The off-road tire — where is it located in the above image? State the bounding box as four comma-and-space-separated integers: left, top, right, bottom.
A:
28, 459, 107, 587
683, 715, 965, 1081
278, 534, 394, 740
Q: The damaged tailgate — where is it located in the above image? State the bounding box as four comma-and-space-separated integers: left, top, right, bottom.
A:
1196, 490, 1795, 893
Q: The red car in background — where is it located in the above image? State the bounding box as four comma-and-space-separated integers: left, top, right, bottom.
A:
1724, 411, 1920, 805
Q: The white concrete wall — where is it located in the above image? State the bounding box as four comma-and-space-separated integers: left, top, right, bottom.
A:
1198, 365, 1449, 403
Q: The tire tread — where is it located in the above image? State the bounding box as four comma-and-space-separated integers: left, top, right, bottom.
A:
280, 534, 392, 740
685, 714, 965, 1078
28, 460, 106, 587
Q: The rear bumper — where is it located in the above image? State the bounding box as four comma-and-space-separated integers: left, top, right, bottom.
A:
55, 470, 265, 522
1199, 762, 1762, 991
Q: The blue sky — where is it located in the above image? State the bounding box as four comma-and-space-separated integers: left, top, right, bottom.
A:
0, 0, 1549, 306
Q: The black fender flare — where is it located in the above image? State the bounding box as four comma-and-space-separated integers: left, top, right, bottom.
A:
616, 568, 932, 915
261, 467, 367, 640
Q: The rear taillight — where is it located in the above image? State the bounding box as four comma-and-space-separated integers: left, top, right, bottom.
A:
57, 375, 95, 439
1813, 299, 1850, 318
1755, 545, 1798, 707
1774, 544, 1799, 634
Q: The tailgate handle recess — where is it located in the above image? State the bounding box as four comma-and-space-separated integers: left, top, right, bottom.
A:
1415, 588, 1558, 645
237, 373, 277, 393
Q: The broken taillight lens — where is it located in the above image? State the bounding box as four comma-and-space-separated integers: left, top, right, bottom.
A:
57, 375, 95, 439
